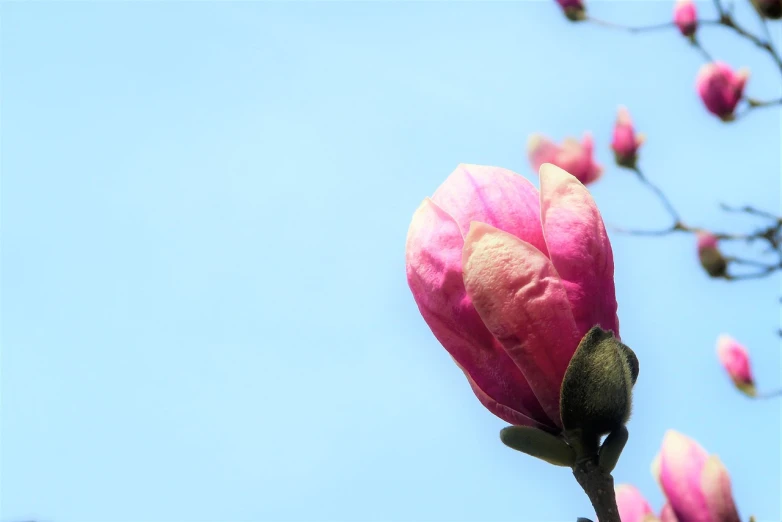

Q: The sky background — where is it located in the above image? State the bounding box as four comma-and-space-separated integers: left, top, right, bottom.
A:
1, 2, 780, 522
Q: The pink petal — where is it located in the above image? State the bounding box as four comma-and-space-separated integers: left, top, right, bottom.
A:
432, 164, 549, 256
657, 431, 710, 522
538, 163, 620, 339
700, 456, 741, 522
615, 484, 654, 522
462, 222, 581, 428
659, 504, 679, 522
405, 199, 554, 429
528, 134, 562, 173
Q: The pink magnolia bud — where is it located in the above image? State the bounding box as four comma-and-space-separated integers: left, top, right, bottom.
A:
555, 0, 586, 21
673, 0, 698, 38
696, 62, 750, 121
615, 484, 657, 522
611, 107, 645, 169
406, 163, 619, 432
696, 232, 727, 278
652, 431, 741, 522
716, 335, 756, 397
750, 0, 782, 19
528, 133, 603, 185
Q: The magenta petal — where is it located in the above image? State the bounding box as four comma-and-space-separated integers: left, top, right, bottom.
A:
700, 456, 741, 522
431, 164, 549, 256
539, 163, 620, 339
658, 431, 711, 522
528, 134, 562, 174
462, 222, 581, 428
405, 199, 554, 429
615, 484, 654, 522
659, 504, 679, 522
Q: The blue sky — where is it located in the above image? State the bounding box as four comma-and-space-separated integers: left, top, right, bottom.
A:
1, 2, 779, 522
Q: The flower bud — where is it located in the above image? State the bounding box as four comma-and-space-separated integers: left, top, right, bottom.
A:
674, 0, 698, 38
716, 335, 756, 397
696, 62, 749, 121
555, 0, 586, 21
696, 232, 727, 278
611, 107, 645, 169
528, 133, 603, 185
560, 326, 638, 445
652, 431, 742, 522
750, 0, 782, 19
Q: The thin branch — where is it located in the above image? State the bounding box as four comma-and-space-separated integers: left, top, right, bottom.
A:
725, 256, 780, 269
692, 38, 714, 62
720, 203, 782, 222
715, 12, 782, 75
584, 17, 675, 32
746, 96, 782, 109
725, 266, 780, 280
610, 224, 680, 237
632, 167, 681, 222
756, 389, 782, 399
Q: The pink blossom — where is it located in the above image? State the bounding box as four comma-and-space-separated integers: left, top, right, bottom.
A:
674, 0, 698, 37
696, 62, 750, 121
528, 133, 603, 185
611, 107, 645, 168
615, 484, 656, 522
652, 431, 741, 522
716, 335, 756, 396
405, 163, 618, 431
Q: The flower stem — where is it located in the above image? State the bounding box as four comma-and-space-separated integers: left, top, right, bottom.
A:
572, 457, 620, 522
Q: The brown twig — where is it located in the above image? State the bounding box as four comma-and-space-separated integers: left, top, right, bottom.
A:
572, 457, 620, 522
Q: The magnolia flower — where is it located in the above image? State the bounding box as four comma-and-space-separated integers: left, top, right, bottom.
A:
528, 133, 603, 185
696, 62, 749, 121
615, 484, 657, 522
716, 335, 756, 397
555, 0, 586, 21
674, 0, 698, 38
406, 163, 637, 467
697, 232, 727, 278
611, 107, 645, 169
652, 431, 741, 522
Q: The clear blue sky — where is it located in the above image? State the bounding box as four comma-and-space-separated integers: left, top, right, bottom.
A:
1, 2, 780, 522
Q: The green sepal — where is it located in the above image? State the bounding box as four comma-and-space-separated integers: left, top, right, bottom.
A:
499, 426, 576, 467
598, 425, 629, 473
560, 326, 638, 438
699, 247, 728, 278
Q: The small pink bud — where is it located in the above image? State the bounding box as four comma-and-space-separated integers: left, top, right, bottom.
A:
611, 107, 645, 169
716, 335, 756, 397
527, 133, 603, 185
652, 431, 741, 522
696, 232, 727, 278
750, 0, 782, 19
696, 62, 750, 121
615, 484, 656, 522
673, 0, 698, 38
555, 0, 586, 21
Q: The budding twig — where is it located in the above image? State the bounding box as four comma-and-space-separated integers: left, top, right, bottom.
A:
587, 0, 782, 78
